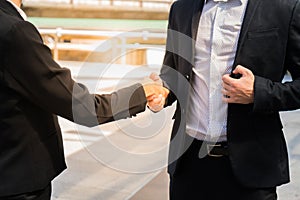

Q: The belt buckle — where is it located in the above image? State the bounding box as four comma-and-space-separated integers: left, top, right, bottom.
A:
207, 144, 224, 157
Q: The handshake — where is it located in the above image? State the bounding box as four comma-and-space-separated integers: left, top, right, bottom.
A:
142, 73, 169, 112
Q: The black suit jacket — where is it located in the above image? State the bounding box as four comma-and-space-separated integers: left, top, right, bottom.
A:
0, 0, 147, 196
162, 0, 300, 188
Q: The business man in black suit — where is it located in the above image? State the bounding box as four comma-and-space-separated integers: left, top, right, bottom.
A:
148, 0, 300, 199
0, 0, 169, 199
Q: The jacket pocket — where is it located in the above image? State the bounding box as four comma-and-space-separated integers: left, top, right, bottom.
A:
247, 28, 279, 40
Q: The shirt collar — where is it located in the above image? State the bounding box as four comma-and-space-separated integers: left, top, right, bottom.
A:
6, 0, 27, 20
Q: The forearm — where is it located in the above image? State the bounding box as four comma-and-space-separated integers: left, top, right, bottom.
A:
253, 75, 300, 112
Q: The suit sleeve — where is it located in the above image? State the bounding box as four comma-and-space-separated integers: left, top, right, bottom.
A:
160, 2, 178, 107
4, 21, 147, 127
253, 1, 300, 112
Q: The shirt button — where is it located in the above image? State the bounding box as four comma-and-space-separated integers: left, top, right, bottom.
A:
185, 75, 190, 80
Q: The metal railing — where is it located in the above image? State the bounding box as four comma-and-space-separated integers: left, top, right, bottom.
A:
23, 0, 174, 9
39, 28, 167, 64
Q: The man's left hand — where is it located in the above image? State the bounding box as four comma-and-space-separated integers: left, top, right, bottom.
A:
222, 65, 255, 104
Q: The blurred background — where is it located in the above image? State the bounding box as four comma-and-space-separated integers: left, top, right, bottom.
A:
22, 1, 300, 199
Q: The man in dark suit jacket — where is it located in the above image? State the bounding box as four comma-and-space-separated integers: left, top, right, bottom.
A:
0, 0, 168, 199
148, 0, 300, 199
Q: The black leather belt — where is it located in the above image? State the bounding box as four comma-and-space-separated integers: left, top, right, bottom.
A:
205, 142, 229, 157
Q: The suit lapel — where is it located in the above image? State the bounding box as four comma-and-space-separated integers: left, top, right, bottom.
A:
233, 0, 261, 69
191, 0, 205, 40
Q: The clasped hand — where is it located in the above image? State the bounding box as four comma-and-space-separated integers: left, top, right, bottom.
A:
143, 73, 169, 112
222, 65, 255, 104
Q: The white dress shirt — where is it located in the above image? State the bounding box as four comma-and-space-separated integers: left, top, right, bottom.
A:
6, 0, 27, 20
186, 0, 248, 142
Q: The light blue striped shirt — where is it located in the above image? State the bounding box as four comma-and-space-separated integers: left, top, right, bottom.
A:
186, 0, 248, 142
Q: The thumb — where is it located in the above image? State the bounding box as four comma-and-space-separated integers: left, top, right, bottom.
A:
149, 73, 161, 82
233, 65, 249, 77
152, 94, 163, 104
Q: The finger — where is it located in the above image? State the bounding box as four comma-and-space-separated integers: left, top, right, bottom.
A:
158, 97, 166, 108
158, 95, 165, 105
152, 94, 163, 104
149, 104, 163, 112
163, 88, 170, 97
233, 65, 250, 76
151, 95, 165, 105
222, 96, 233, 103
221, 88, 228, 95
223, 97, 234, 103
147, 97, 164, 112
222, 82, 231, 91
222, 74, 236, 85
222, 88, 231, 99
144, 85, 163, 98
147, 101, 160, 112
146, 94, 156, 101
149, 73, 161, 82
153, 86, 169, 97
222, 96, 229, 103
